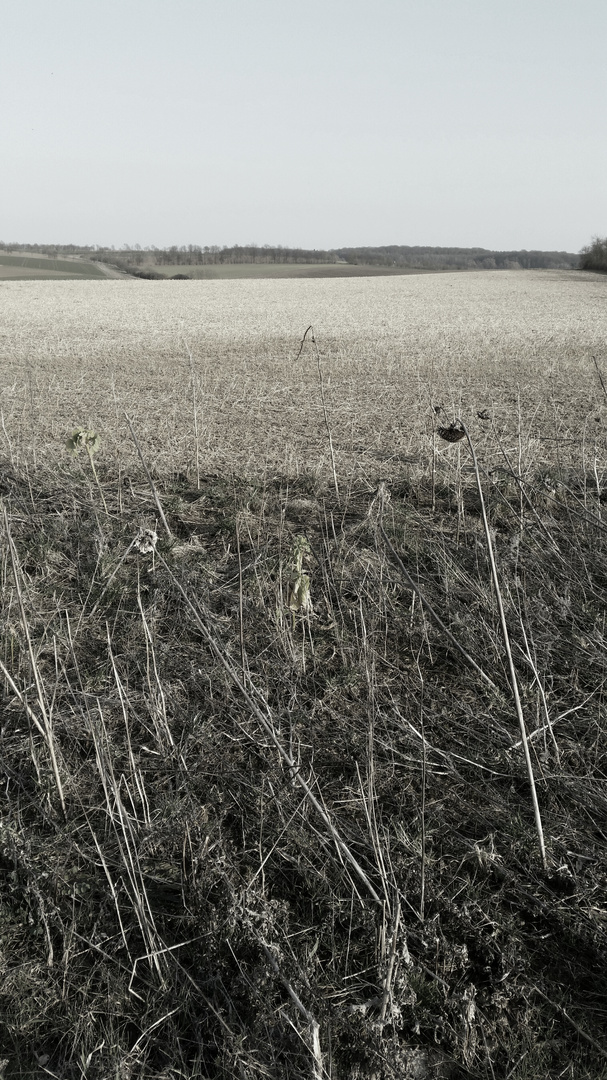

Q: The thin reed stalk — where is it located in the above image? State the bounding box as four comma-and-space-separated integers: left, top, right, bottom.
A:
261, 942, 325, 1080
297, 326, 339, 499
459, 421, 548, 870
417, 665, 427, 922
85, 441, 109, 515
124, 412, 173, 538
379, 900, 401, 1025
2, 504, 66, 816
182, 334, 201, 488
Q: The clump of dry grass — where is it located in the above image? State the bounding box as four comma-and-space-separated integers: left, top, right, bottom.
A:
1, 420, 607, 1078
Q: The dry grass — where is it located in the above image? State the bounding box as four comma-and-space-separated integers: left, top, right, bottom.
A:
1, 269, 607, 1078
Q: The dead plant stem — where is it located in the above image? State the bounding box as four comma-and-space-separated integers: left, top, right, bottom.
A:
297, 326, 339, 499
2, 504, 66, 816
261, 942, 326, 1080
461, 421, 548, 870
182, 335, 201, 488
592, 355, 607, 404
124, 413, 173, 539
418, 667, 427, 922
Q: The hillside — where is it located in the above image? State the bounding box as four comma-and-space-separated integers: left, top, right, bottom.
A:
0, 253, 108, 281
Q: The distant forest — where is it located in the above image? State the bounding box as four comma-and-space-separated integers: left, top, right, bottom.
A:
0, 241, 580, 272
579, 236, 607, 273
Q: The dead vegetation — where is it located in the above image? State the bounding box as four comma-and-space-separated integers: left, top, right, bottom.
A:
1, 270, 607, 1077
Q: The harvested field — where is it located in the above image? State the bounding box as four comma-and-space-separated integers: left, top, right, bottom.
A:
1, 269, 605, 479
1, 269, 607, 1079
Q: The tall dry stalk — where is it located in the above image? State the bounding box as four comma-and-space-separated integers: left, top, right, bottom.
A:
88, 700, 167, 985
182, 334, 201, 488
261, 942, 325, 1080
592, 355, 607, 403
1, 409, 15, 467
378, 900, 401, 1026
235, 514, 248, 675
124, 413, 173, 539
417, 664, 427, 922
1, 504, 66, 816
296, 326, 339, 499
450, 422, 548, 870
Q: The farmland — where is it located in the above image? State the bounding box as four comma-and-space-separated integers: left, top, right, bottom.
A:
1, 269, 607, 1079
0, 253, 108, 281
0, 252, 454, 282
1, 269, 605, 476
132, 263, 443, 279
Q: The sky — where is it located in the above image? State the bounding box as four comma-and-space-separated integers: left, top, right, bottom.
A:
1, 0, 606, 252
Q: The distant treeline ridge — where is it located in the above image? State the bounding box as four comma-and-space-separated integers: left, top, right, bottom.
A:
0, 241, 580, 272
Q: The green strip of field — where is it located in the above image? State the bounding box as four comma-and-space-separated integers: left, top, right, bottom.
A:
0, 254, 106, 278
136, 262, 437, 279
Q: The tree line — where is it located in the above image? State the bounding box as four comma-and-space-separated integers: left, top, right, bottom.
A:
0, 240, 583, 271
334, 245, 579, 270
579, 237, 607, 273
0, 242, 339, 267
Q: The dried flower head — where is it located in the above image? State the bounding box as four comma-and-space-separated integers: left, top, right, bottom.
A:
438, 424, 466, 443
288, 535, 312, 613
134, 528, 158, 554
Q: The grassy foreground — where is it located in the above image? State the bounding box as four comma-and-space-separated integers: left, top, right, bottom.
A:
1, 271, 607, 1077
1, 430, 607, 1078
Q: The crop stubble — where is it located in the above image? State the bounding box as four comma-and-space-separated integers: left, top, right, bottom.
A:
0, 269, 605, 484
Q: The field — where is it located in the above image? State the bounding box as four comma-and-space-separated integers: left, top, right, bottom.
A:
0, 254, 107, 281
2, 269, 604, 477
137, 263, 441, 279
1, 269, 607, 1079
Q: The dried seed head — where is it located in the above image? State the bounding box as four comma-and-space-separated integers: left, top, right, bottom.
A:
367, 481, 391, 519
289, 573, 312, 613
134, 528, 158, 554
438, 424, 465, 443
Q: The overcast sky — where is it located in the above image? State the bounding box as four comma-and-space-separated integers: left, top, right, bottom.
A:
1, 0, 605, 252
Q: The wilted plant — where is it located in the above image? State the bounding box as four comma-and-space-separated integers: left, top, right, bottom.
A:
438, 420, 548, 870
133, 527, 158, 554
66, 427, 108, 512
296, 325, 339, 498
288, 534, 312, 617
66, 426, 100, 464
125, 412, 173, 538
